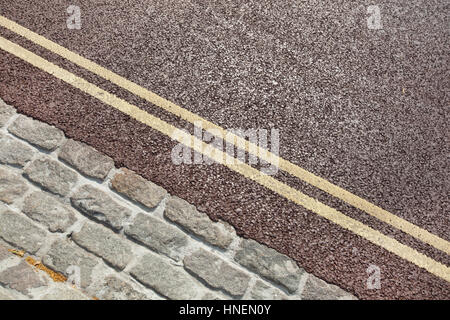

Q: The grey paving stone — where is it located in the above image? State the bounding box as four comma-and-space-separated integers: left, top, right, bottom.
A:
7, 114, 64, 150
0, 207, 46, 254
0, 261, 46, 295
184, 248, 250, 297
200, 292, 222, 300
23, 191, 77, 233
234, 239, 303, 293
43, 239, 99, 288
94, 276, 149, 300
58, 139, 114, 180
0, 135, 35, 167
111, 168, 167, 208
125, 212, 188, 261
40, 284, 91, 300
301, 275, 357, 300
248, 280, 288, 300
24, 157, 78, 196
70, 185, 131, 231
72, 222, 133, 270
164, 196, 233, 249
0, 287, 16, 300
0, 168, 29, 204
0, 100, 16, 127
130, 253, 200, 300
0, 243, 11, 263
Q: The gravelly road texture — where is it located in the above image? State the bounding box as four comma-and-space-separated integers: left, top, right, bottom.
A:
0, 0, 449, 299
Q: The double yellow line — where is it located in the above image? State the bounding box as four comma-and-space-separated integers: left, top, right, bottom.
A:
0, 16, 448, 282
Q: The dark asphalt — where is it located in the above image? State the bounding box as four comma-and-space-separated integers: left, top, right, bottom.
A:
0, 0, 448, 299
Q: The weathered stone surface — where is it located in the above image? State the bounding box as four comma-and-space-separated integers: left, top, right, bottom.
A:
8, 115, 64, 150
184, 248, 250, 297
43, 239, 99, 288
0, 261, 46, 295
164, 196, 233, 249
0, 207, 46, 254
58, 139, 114, 180
201, 292, 222, 300
24, 157, 78, 196
70, 185, 131, 231
94, 276, 149, 300
0, 243, 11, 263
0, 135, 35, 167
23, 191, 77, 233
234, 239, 303, 293
72, 222, 133, 270
0, 168, 29, 204
125, 212, 187, 261
111, 168, 166, 208
0, 287, 16, 300
302, 275, 357, 300
0, 100, 16, 127
130, 253, 199, 300
40, 284, 91, 300
248, 280, 288, 300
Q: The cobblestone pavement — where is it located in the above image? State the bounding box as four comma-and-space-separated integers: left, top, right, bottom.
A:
0, 98, 355, 300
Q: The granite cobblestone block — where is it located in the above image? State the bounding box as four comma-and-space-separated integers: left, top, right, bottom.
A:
23, 191, 77, 233
125, 212, 187, 261
130, 253, 200, 300
301, 275, 357, 300
72, 222, 133, 270
58, 139, 114, 180
70, 185, 131, 231
0, 100, 16, 127
8, 115, 64, 150
111, 168, 166, 208
0, 168, 29, 204
91, 275, 150, 300
184, 248, 250, 297
0, 205, 46, 254
43, 239, 99, 289
0, 261, 46, 295
24, 157, 78, 196
0, 135, 35, 167
234, 239, 303, 293
165, 196, 233, 249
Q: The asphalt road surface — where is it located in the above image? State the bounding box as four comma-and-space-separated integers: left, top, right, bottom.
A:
0, 0, 448, 299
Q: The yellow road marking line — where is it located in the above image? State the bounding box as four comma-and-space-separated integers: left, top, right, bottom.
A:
1, 16, 447, 256
1, 16, 448, 257
1, 36, 449, 282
